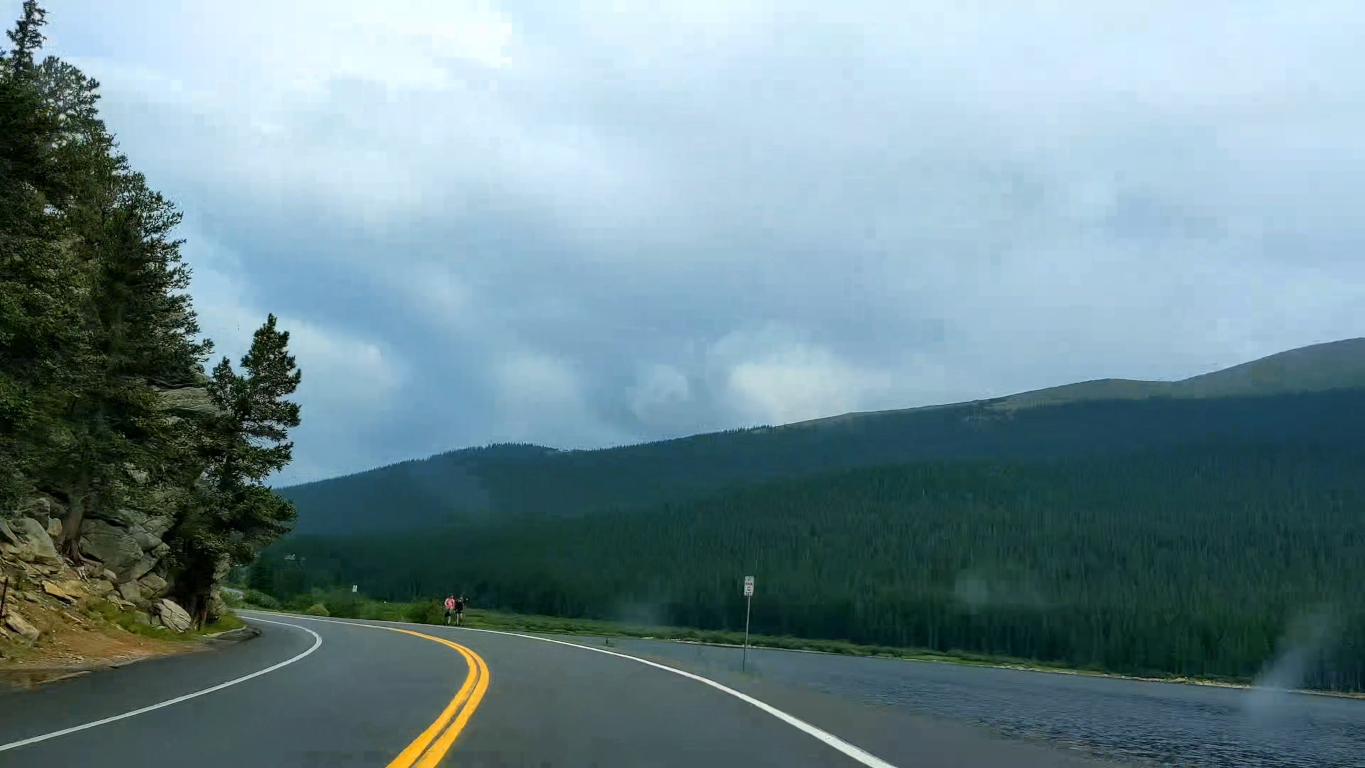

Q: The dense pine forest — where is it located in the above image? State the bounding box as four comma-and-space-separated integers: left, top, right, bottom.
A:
1, 3, 301, 623
280, 385, 1365, 534
254, 438, 1365, 692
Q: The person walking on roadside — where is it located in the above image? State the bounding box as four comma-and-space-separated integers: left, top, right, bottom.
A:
444, 595, 457, 625
453, 595, 467, 625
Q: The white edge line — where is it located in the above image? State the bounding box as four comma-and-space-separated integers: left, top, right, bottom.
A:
242, 610, 898, 768
0, 618, 322, 753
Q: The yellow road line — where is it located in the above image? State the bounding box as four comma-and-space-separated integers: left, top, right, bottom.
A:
415, 641, 490, 768
382, 628, 490, 768
238, 612, 490, 767
384, 630, 487, 767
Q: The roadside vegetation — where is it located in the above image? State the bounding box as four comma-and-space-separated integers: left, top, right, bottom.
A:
250, 440, 1365, 694
237, 589, 1286, 690
1, 1, 301, 631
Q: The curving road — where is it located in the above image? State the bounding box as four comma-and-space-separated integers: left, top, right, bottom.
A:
0, 612, 1110, 767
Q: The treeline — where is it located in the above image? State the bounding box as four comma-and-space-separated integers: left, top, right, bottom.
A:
279, 386, 1365, 535
1, 3, 301, 620
255, 440, 1365, 691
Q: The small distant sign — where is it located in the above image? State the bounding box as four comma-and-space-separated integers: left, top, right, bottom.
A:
351, 585, 358, 593
743, 576, 754, 597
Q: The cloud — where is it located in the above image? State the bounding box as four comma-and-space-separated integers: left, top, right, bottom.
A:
31, 1, 1365, 481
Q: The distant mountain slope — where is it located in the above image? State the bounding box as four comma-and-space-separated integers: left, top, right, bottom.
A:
279, 338, 1365, 535
788, 337, 1365, 426
260, 440, 1365, 691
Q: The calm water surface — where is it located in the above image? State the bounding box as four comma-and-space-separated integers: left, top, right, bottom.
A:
539, 634, 1365, 767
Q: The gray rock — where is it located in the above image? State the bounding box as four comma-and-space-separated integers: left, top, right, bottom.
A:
88, 506, 149, 528
124, 464, 150, 485
45, 517, 61, 539
139, 573, 169, 598
129, 526, 163, 552
4, 612, 40, 643
156, 387, 220, 417
133, 611, 152, 627
155, 598, 193, 632
88, 579, 115, 597
0, 518, 18, 546
11, 517, 61, 565
117, 581, 142, 603
142, 514, 175, 540
79, 520, 144, 577
100, 569, 118, 583
17, 493, 62, 522
130, 555, 159, 581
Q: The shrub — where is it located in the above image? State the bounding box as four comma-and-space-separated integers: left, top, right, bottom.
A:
405, 600, 444, 625
242, 590, 281, 609
322, 590, 362, 619
304, 603, 330, 616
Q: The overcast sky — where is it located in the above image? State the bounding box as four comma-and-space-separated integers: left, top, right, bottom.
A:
31, 1, 1365, 484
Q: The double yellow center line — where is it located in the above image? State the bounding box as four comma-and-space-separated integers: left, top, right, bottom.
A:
243, 612, 490, 766
385, 627, 491, 768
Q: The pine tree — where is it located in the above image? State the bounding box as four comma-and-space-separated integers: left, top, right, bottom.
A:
169, 315, 301, 623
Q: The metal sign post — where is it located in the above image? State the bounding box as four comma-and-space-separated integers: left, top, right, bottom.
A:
742, 576, 754, 672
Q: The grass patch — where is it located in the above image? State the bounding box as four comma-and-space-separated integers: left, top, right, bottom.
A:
243, 591, 1262, 687
84, 599, 246, 641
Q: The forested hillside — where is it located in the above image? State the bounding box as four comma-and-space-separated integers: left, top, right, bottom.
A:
281, 384, 1365, 534
0, 3, 300, 627
255, 440, 1365, 691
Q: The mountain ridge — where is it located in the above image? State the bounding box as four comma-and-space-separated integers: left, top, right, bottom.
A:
278, 337, 1365, 535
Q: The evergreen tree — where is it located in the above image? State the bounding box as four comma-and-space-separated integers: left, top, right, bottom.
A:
169, 315, 301, 622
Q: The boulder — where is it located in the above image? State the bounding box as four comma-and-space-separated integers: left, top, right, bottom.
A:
11, 518, 61, 565
88, 505, 150, 529
87, 579, 115, 597
117, 581, 142, 603
133, 611, 152, 627
42, 580, 82, 604
139, 573, 169, 599
100, 569, 118, 583
4, 612, 40, 643
156, 386, 219, 417
155, 598, 193, 632
79, 520, 145, 578
45, 517, 61, 539
17, 493, 63, 522
0, 518, 18, 546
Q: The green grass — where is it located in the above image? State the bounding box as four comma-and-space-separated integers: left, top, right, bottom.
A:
84, 599, 246, 641
238, 591, 1162, 680
237, 591, 1365, 697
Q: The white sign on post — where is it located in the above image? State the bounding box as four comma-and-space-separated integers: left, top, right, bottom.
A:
743, 576, 754, 597
351, 585, 358, 593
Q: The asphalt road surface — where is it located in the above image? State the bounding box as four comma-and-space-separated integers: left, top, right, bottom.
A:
0, 612, 1114, 767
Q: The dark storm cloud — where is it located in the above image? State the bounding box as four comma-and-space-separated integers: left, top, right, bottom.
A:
36, 1, 1365, 482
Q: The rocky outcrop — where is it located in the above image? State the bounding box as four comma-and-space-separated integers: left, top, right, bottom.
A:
16, 492, 63, 522
79, 520, 152, 580
139, 573, 169, 598
154, 385, 220, 424
116, 580, 141, 603
42, 579, 83, 604
6, 518, 61, 566
4, 612, 40, 643
78, 500, 175, 583
153, 598, 193, 632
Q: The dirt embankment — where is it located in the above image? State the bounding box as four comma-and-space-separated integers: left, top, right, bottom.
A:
0, 549, 251, 690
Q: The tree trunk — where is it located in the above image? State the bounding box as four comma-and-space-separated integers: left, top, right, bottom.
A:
59, 485, 87, 563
